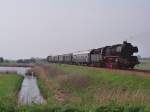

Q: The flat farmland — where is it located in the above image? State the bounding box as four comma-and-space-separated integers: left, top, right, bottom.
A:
32, 64, 150, 112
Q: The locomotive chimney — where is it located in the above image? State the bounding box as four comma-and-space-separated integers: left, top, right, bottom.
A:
123, 41, 128, 44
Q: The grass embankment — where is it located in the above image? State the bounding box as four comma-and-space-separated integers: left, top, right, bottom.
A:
136, 59, 150, 70
0, 73, 23, 112
32, 64, 150, 112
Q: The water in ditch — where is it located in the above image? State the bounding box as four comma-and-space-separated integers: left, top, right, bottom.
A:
18, 75, 46, 105
0, 67, 46, 105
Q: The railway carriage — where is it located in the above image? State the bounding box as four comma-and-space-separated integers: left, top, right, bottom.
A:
53, 56, 59, 63
63, 54, 73, 64
72, 51, 90, 65
58, 55, 64, 63
47, 56, 53, 62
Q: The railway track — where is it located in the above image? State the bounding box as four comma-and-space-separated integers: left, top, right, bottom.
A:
90, 66, 150, 76
126, 69, 150, 74
88, 64, 150, 74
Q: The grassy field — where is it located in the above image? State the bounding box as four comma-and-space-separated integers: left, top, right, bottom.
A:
0, 65, 148, 112
31, 64, 150, 112
0, 73, 23, 112
135, 59, 150, 70
0, 73, 23, 97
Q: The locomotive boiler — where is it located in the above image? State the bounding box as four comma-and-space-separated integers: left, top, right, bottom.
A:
90, 41, 139, 68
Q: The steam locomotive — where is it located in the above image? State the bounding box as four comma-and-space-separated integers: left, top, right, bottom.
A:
47, 41, 139, 69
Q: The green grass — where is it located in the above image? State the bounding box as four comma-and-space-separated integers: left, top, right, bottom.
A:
0, 73, 23, 112
16, 104, 146, 112
0, 73, 23, 97
34, 64, 150, 112
56, 64, 150, 90
1, 68, 147, 112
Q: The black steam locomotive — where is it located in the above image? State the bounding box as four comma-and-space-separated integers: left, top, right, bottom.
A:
47, 41, 139, 69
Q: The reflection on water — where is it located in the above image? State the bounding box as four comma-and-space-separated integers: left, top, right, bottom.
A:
18, 76, 46, 105
0, 67, 30, 76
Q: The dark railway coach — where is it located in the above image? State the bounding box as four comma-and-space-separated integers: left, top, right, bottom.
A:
47, 41, 139, 69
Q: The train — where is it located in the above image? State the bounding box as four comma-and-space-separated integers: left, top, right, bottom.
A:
47, 41, 139, 69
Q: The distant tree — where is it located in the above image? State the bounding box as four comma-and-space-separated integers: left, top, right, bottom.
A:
17, 58, 37, 64
17, 59, 24, 63
30, 58, 36, 63
0, 57, 4, 63
5, 60, 9, 63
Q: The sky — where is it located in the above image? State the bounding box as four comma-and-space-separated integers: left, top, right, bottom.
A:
0, 0, 150, 59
